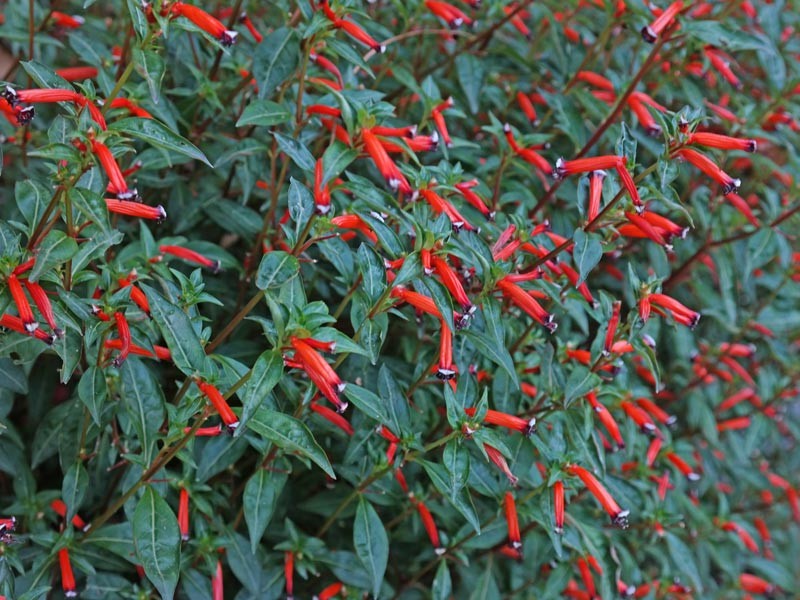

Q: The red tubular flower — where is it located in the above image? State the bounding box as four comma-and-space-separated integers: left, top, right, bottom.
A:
426, 0, 472, 28
58, 548, 77, 598
576, 70, 614, 91
50, 499, 88, 531
159, 245, 221, 273
753, 517, 772, 558
739, 573, 774, 595
576, 557, 597, 598
330, 214, 378, 243
112, 312, 131, 367
627, 93, 662, 136
285, 552, 294, 599
431, 256, 472, 309
455, 179, 492, 219
720, 520, 759, 553
195, 379, 240, 430
646, 437, 662, 468
289, 336, 347, 412
432, 97, 454, 148
485, 444, 518, 485
310, 52, 343, 88
504, 491, 521, 549
105, 199, 166, 221
109, 97, 153, 119
603, 301, 621, 355
311, 401, 354, 435
436, 321, 456, 380
502, 124, 552, 174
314, 158, 331, 215
212, 560, 224, 600
503, 4, 531, 38
640, 211, 689, 240
717, 416, 751, 432
559, 263, 596, 307
361, 128, 414, 197
390, 287, 442, 319
7, 275, 37, 332
647, 292, 701, 328
23, 280, 63, 338
553, 481, 565, 534
620, 400, 658, 434
496, 277, 556, 332
586, 392, 625, 450
516, 91, 539, 125
724, 192, 760, 226
615, 164, 643, 209
635, 398, 676, 426
419, 188, 475, 232
465, 407, 536, 436
0, 313, 54, 343
674, 147, 741, 193
118, 276, 150, 315
185, 424, 223, 437
307, 104, 342, 118
315, 582, 344, 600
586, 170, 606, 221
105, 339, 171, 361
704, 47, 742, 89
51, 11, 84, 28
687, 131, 757, 153
239, 12, 263, 43
172, 2, 238, 46
0, 516, 16, 543
565, 464, 629, 528
642, 0, 683, 42
178, 488, 190, 541
55, 66, 98, 81
413, 499, 444, 554
665, 451, 700, 481
90, 139, 136, 200
554, 155, 624, 179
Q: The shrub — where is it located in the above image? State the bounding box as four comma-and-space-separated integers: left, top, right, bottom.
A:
0, 1, 798, 598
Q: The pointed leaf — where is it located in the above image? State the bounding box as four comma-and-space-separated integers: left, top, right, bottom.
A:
134, 487, 181, 600
354, 498, 389, 598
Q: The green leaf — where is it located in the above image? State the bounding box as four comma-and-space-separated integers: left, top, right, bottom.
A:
244, 469, 288, 553
463, 301, 518, 387
572, 229, 603, 285
255, 251, 300, 290
120, 358, 165, 463
61, 461, 88, 525
238, 349, 283, 434
236, 99, 291, 127
357, 243, 386, 303
15, 180, 49, 233
321, 141, 359, 184
288, 177, 314, 237
665, 533, 703, 593
142, 285, 207, 376
133, 486, 181, 600
0, 358, 28, 394
432, 561, 452, 600
455, 54, 485, 115
77, 365, 106, 426
377, 365, 411, 434
20, 60, 71, 89
344, 384, 388, 424
253, 28, 299, 100
273, 132, 315, 171
248, 407, 335, 478
110, 117, 211, 167
132, 48, 165, 102
422, 460, 480, 534
354, 498, 389, 598
563, 366, 600, 408
29, 230, 78, 282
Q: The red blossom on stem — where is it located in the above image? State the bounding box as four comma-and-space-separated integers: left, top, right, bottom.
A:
565, 464, 629, 528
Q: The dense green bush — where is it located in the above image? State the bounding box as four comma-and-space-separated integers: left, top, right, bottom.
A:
0, 1, 798, 598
